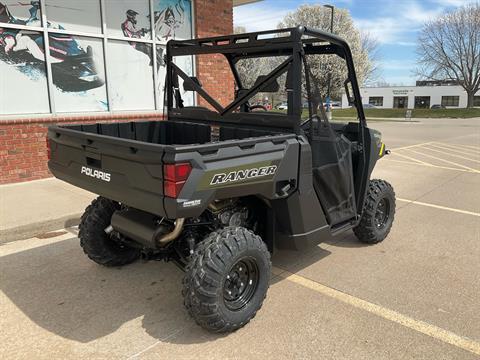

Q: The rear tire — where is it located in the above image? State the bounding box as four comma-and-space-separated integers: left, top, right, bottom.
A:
79, 197, 140, 266
354, 179, 396, 244
182, 226, 271, 333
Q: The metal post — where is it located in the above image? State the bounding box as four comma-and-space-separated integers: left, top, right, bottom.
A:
323, 4, 334, 34
149, 0, 159, 111
100, 0, 111, 113
324, 4, 334, 118
39, 0, 56, 114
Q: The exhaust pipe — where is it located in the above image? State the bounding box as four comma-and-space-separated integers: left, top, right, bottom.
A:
156, 218, 185, 246
111, 208, 185, 249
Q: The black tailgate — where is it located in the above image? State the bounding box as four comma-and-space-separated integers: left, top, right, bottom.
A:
47, 124, 167, 217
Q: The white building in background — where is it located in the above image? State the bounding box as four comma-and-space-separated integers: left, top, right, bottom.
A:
341, 85, 480, 109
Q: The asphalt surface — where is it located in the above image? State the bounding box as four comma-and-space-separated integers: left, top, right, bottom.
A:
1, 118, 479, 359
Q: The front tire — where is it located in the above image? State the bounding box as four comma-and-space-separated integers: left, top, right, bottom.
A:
79, 197, 140, 266
354, 179, 396, 244
183, 226, 271, 333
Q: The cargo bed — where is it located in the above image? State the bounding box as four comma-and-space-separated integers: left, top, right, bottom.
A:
47, 120, 297, 218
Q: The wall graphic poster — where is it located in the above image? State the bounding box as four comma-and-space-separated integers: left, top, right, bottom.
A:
154, 0, 194, 108
46, 0, 101, 34
0, 1, 107, 113
154, 0, 192, 44
0, 0, 195, 115
106, 0, 151, 39
0, 1, 49, 114
107, 40, 155, 111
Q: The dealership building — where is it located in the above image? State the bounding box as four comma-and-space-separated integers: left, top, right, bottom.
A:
0, 0, 255, 184
342, 82, 480, 109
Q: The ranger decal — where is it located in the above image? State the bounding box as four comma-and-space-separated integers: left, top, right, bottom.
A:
210, 165, 277, 185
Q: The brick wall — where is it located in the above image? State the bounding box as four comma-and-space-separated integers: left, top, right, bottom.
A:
0, 113, 162, 184
194, 0, 235, 108
0, 0, 235, 184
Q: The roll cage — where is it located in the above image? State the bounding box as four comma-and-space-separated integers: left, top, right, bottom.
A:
166, 26, 366, 132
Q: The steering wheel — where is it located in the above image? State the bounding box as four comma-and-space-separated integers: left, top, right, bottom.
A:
249, 104, 268, 112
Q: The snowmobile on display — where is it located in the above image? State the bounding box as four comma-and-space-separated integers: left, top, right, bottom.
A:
0, 1, 104, 92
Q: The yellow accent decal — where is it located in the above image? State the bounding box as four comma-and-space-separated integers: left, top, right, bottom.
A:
379, 142, 385, 156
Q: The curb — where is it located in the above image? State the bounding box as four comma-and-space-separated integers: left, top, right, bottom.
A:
334, 117, 420, 122
0, 213, 82, 244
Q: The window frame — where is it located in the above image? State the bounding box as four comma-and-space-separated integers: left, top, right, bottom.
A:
474, 96, 480, 107
441, 95, 459, 107
368, 96, 383, 107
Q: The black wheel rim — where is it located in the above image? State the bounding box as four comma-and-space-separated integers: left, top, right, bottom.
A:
223, 257, 259, 311
375, 197, 390, 229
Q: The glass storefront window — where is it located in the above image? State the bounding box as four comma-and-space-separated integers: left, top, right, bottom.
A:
105, 0, 151, 40
0, 1, 42, 27
369, 97, 383, 106
441, 96, 459, 107
414, 96, 430, 109
393, 96, 408, 109
0, 28, 50, 114
107, 40, 155, 111
49, 34, 107, 112
0, 0, 195, 116
154, 0, 193, 44
46, 0, 102, 34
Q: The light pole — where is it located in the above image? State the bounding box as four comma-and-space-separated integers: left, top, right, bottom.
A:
323, 4, 334, 34
324, 4, 334, 119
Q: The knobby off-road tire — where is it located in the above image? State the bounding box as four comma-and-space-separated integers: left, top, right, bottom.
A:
79, 196, 140, 266
183, 226, 271, 333
354, 179, 396, 244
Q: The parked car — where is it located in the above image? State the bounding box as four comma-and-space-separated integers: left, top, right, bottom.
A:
276, 102, 288, 110
363, 104, 377, 109
431, 104, 445, 109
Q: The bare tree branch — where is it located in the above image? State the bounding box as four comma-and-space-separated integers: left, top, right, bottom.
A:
415, 3, 480, 107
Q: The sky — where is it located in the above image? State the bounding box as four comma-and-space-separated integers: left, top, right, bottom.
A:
233, 0, 469, 86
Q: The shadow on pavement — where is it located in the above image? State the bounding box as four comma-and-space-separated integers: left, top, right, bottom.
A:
0, 236, 333, 345
323, 231, 372, 248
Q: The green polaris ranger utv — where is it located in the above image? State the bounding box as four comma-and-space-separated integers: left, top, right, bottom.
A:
47, 26, 396, 333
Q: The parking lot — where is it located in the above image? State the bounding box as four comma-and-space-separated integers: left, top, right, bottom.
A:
0, 117, 479, 359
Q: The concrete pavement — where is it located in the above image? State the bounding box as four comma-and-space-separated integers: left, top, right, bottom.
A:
0, 178, 94, 243
0, 117, 479, 359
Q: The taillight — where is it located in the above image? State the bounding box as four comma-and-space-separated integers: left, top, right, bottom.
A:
163, 162, 192, 198
46, 137, 51, 160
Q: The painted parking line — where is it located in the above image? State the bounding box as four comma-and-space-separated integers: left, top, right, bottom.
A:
429, 143, 480, 157
405, 149, 480, 173
422, 146, 480, 163
436, 142, 480, 152
0, 230, 77, 257
397, 198, 480, 217
390, 142, 433, 151
392, 151, 432, 165
273, 267, 480, 356
389, 154, 478, 173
